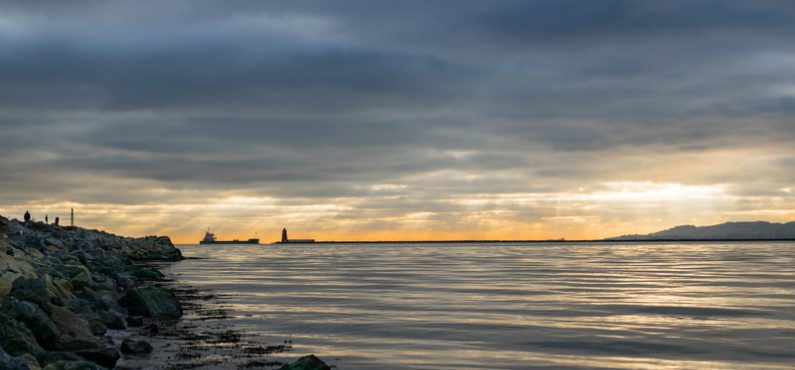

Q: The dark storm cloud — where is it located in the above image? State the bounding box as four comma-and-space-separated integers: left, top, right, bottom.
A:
0, 0, 793, 213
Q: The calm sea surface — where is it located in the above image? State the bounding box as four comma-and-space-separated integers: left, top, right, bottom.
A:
166, 242, 795, 369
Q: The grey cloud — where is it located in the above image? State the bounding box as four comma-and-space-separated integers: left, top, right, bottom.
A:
0, 0, 793, 225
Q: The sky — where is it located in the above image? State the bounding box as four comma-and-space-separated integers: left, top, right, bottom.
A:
0, 1, 793, 243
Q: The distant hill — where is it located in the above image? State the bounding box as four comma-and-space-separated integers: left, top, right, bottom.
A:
608, 221, 795, 240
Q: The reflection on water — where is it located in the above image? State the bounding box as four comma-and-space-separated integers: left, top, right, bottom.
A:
167, 242, 795, 369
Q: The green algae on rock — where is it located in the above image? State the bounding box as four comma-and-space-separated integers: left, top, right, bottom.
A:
119, 286, 183, 318
279, 355, 332, 370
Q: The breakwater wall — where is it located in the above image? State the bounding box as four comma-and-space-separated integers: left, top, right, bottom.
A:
0, 215, 183, 369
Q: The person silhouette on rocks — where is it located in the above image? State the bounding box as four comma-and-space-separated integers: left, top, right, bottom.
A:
24, 210, 31, 222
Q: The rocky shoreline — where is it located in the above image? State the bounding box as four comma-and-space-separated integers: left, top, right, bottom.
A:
0, 215, 329, 370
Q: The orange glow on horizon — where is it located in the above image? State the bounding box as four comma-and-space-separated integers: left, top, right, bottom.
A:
1, 180, 791, 245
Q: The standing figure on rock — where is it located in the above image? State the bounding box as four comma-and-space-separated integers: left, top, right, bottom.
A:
24, 210, 31, 222
45, 214, 49, 223
54, 217, 60, 226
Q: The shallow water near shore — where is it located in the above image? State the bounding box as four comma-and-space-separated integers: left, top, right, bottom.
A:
165, 242, 795, 369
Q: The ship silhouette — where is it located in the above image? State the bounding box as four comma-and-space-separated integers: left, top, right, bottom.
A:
199, 229, 259, 244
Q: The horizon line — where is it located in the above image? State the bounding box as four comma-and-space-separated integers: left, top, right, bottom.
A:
178, 237, 795, 245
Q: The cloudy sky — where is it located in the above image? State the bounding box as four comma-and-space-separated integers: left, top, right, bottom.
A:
1, 1, 793, 243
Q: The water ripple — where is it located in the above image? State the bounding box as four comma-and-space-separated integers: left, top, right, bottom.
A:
166, 242, 795, 369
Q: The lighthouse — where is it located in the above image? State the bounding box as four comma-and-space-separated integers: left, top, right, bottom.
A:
278, 228, 314, 243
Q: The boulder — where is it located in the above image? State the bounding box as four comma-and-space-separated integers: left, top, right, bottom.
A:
127, 266, 164, 280
75, 348, 119, 368
9, 277, 51, 314
0, 215, 12, 234
96, 310, 126, 330
87, 276, 115, 292
26, 248, 45, 260
119, 286, 182, 317
48, 306, 103, 351
60, 265, 91, 290
44, 238, 64, 249
279, 355, 331, 370
119, 339, 152, 355
42, 276, 76, 306
19, 354, 40, 370
41, 360, 100, 370
125, 236, 183, 261
0, 345, 31, 370
86, 256, 124, 277
82, 289, 123, 313
86, 320, 107, 336
6, 234, 46, 254
1, 299, 61, 350
34, 351, 83, 367
0, 271, 23, 298
0, 253, 38, 277
0, 314, 43, 356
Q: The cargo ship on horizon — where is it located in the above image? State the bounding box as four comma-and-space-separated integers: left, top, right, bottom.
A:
199, 230, 260, 244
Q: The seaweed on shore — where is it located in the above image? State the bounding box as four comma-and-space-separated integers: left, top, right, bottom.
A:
119, 280, 292, 370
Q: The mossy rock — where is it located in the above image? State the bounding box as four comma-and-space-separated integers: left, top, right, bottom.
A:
96, 310, 126, 330
1, 299, 61, 350
60, 265, 91, 290
86, 320, 106, 336
279, 355, 331, 370
127, 266, 165, 280
0, 272, 23, 298
0, 314, 43, 356
9, 277, 51, 314
42, 276, 76, 306
48, 306, 103, 351
119, 286, 182, 318
0, 253, 38, 277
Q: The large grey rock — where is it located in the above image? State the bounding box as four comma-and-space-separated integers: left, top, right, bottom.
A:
60, 265, 91, 290
0, 314, 43, 356
125, 236, 183, 261
86, 320, 106, 336
9, 277, 51, 314
96, 310, 126, 330
0, 346, 31, 370
42, 275, 76, 306
49, 306, 103, 351
0, 253, 38, 277
0, 271, 23, 299
1, 298, 61, 350
119, 286, 182, 318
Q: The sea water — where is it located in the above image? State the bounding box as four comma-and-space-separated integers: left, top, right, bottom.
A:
165, 242, 795, 369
